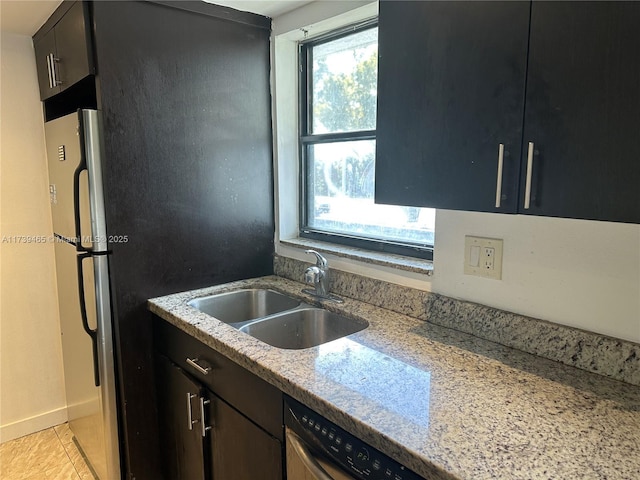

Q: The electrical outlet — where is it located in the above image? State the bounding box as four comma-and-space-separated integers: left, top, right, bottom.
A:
464, 236, 503, 280
483, 247, 495, 270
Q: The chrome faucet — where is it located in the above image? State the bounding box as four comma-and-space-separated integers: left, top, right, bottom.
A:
302, 250, 342, 302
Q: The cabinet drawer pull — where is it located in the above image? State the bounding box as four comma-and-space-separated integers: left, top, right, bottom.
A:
200, 397, 212, 437
186, 393, 197, 431
186, 357, 211, 375
495, 143, 505, 208
524, 142, 535, 209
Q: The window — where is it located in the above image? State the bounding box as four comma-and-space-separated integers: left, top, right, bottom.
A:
299, 21, 435, 259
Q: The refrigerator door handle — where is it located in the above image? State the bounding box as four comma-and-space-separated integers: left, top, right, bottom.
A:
74, 110, 90, 253
77, 251, 100, 386
73, 162, 87, 252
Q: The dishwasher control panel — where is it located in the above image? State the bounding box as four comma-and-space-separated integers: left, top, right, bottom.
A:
285, 396, 425, 480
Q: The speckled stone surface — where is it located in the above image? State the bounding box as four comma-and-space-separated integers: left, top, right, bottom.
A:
275, 254, 429, 320
424, 293, 640, 387
275, 254, 640, 386
149, 276, 640, 480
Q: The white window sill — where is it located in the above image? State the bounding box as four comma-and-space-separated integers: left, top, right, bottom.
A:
278, 237, 434, 277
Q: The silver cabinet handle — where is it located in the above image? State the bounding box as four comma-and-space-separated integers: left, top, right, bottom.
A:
186, 393, 197, 431
495, 143, 505, 208
186, 357, 211, 375
200, 397, 212, 437
524, 142, 535, 209
46, 54, 55, 89
46, 54, 53, 88
52, 55, 61, 86
47, 53, 62, 88
286, 430, 335, 480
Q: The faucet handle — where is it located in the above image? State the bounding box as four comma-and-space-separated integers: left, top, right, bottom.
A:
305, 249, 327, 269
304, 265, 321, 285
302, 250, 342, 303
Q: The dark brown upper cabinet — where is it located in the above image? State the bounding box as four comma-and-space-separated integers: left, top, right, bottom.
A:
375, 1, 640, 224
520, 1, 640, 223
33, 1, 94, 100
375, 1, 530, 214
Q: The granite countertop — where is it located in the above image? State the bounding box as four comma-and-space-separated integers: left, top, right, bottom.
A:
148, 276, 640, 480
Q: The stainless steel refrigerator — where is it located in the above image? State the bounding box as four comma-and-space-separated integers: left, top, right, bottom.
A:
45, 109, 120, 479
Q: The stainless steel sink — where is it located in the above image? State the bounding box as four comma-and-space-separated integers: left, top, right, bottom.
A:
189, 288, 368, 349
188, 289, 300, 324
239, 308, 368, 350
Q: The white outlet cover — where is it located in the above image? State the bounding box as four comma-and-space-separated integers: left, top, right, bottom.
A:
464, 236, 503, 280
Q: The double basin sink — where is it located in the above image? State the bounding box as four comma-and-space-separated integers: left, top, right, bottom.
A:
188, 289, 368, 350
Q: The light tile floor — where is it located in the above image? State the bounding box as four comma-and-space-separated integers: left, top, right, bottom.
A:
0, 424, 94, 480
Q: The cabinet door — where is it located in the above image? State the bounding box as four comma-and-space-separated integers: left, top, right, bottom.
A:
375, 1, 530, 213
54, 1, 94, 94
207, 392, 282, 480
34, 29, 60, 100
156, 355, 206, 480
521, 1, 640, 223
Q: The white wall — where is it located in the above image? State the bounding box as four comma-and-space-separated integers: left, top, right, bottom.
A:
272, 1, 640, 344
433, 211, 640, 343
0, 32, 67, 442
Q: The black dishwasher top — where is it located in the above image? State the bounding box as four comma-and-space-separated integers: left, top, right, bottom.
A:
285, 396, 425, 480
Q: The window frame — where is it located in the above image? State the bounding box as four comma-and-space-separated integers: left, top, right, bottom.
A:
297, 20, 434, 261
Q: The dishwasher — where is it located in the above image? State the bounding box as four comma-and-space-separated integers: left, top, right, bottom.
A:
285, 396, 425, 480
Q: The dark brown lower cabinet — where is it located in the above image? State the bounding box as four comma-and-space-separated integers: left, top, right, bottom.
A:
156, 354, 207, 480
154, 318, 284, 480
208, 393, 282, 479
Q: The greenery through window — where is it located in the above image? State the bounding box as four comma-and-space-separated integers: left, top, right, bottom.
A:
300, 22, 434, 259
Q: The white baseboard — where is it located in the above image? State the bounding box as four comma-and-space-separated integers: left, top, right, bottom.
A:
0, 407, 68, 443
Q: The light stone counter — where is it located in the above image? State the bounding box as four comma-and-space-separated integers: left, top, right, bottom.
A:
148, 276, 640, 480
